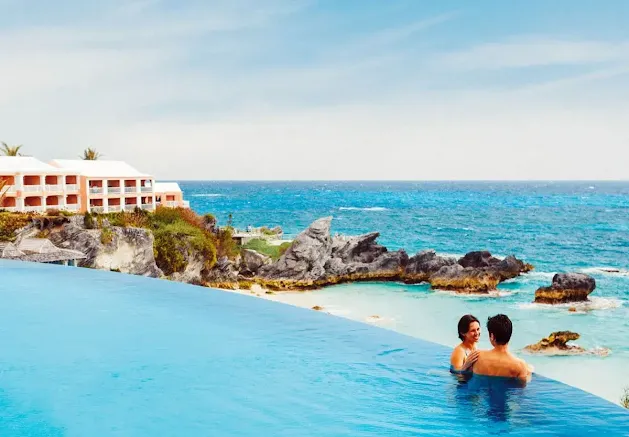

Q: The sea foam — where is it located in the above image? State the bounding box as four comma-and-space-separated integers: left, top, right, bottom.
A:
189, 193, 223, 197
518, 296, 623, 312
339, 207, 388, 211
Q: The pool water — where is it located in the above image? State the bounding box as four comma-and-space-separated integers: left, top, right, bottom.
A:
1, 260, 627, 436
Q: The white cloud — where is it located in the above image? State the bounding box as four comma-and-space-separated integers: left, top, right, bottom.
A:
0, 3, 628, 180
435, 37, 629, 70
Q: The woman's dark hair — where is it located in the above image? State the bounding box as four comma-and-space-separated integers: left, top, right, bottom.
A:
457, 314, 479, 341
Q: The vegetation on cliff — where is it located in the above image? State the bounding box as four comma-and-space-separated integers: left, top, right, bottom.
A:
0, 212, 32, 241
242, 238, 291, 261
86, 207, 241, 277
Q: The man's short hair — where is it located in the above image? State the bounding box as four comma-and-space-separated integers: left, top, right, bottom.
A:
487, 314, 512, 345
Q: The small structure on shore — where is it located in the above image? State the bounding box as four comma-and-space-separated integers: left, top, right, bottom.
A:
0, 238, 86, 266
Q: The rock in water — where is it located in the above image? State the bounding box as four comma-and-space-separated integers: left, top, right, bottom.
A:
524, 331, 610, 357
428, 264, 502, 293
418, 250, 531, 293
458, 251, 499, 268
534, 273, 596, 304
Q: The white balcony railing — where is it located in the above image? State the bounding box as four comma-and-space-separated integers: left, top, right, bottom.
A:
89, 187, 103, 194
108, 205, 122, 212
108, 187, 121, 194
90, 206, 105, 213
124, 186, 137, 193
64, 204, 79, 211
164, 201, 178, 207
45, 184, 62, 192
124, 204, 138, 211
1, 206, 17, 212
24, 205, 45, 213
65, 184, 78, 192
141, 204, 153, 210
140, 186, 153, 193
183, 200, 190, 208
23, 185, 43, 193
3, 185, 16, 194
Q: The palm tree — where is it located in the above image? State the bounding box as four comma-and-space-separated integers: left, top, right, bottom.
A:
1, 142, 23, 156
81, 147, 101, 160
0, 179, 8, 206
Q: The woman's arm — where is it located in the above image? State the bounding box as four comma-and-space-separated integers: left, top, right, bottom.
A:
450, 347, 465, 370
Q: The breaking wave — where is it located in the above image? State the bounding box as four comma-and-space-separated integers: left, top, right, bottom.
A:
339, 207, 388, 211
518, 296, 623, 312
579, 267, 629, 277
189, 193, 223, 197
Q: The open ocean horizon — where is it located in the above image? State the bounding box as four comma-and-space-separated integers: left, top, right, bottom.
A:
179, 180, 629, 403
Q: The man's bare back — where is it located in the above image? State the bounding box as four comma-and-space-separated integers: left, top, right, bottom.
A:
473, 349, 530, 382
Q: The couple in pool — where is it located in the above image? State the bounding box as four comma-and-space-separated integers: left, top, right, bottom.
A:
450, 314, 533, 383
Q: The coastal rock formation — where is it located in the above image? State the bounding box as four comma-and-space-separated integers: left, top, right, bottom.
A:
403, 250, 456, 282
534, 273, 596, 304
47, 217, 162, 277
524, 331, 610, 357
240, 249, 272, 276
205, 256, 240, 283
259, 217, 333, 281
257, 217, 408, 288
407, 250, 532, 293
255, 217, 532, 292
429, 264, 504, 293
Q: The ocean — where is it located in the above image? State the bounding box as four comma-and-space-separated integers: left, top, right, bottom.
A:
181, 181, 629, 403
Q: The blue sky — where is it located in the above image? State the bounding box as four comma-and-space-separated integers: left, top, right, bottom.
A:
1, 0, 628, 179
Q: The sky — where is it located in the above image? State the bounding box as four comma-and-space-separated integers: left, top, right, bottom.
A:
0, 0, 628, 180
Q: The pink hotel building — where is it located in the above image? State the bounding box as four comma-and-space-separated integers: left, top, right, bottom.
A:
0, 157, 188, 214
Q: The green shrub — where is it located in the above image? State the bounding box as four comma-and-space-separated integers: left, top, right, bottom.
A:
242, 238, 291, 261
153, 231, 188, 275
100, 227, 114, 245
0, 212, 32, 242
216, 227, 239, 259
84, 212, 96, 229
622, 387, 629, 409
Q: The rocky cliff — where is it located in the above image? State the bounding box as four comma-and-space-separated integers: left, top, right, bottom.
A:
45, 216, 163, 277
254, 217, 532, 292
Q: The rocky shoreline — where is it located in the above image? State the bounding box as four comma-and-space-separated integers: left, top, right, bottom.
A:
6, 212, 605, 303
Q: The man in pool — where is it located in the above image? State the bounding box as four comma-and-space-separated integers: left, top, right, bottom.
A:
471, 314, 532, 384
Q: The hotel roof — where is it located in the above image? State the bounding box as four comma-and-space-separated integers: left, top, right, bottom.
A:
154, 182, 182, 193
0, 157, 69, 174
50, 159, 151, 178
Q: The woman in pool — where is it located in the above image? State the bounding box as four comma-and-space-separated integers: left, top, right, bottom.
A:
450, 314, 481, 373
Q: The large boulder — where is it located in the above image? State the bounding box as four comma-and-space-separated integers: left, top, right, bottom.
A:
258, 217, 333, 281
458, 251, 499, 268
240, 249, 272, 276
428, 264, 502, 293
524, 331, 610, 356
257, 217, 408, 288
403, 250, 456, 282
534, 273, 596, 304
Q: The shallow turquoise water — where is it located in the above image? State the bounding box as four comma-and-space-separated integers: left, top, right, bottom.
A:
1, 260, 628, 436
182, 181, 629, 402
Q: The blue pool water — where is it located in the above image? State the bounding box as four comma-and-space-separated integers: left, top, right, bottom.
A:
182, 181, 629, 403
1, 260, 628, 436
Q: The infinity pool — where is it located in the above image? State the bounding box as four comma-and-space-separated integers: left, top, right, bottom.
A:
1, 260, 627, 436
